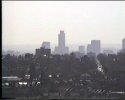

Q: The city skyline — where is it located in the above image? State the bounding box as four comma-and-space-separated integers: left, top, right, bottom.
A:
2, 1, 125, 97
2, 1, 125, 48
2, 30, 125, 55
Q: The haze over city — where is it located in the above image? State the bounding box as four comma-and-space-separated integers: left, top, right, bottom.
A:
2, 1, 125, 53
2, 1, 125, 99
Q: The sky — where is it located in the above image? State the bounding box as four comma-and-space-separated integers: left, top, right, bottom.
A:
2, 1, 125, 52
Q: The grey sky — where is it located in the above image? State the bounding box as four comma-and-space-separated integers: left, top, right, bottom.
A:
2, 1, 125, 48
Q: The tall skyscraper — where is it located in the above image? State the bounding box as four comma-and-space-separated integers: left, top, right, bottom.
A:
122, 38, 125, 50
54, 30, 69, 55
58, 30, 65, 48
42, 42, 50, 49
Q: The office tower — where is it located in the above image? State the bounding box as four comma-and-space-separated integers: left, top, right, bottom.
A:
122, 38, 125, 50
58, 30, 65, 48
42, 42, 50, 49
91, 40, 101, 55
79, 46, 85, 53
87, 40, 101, 55
54, 30, 69, 55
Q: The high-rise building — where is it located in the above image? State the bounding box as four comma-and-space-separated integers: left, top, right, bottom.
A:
91, 40, 101, 55
54, 30, 69, 55
122, 38, 125, 50
79, 46, 85, 53
42, 42, 50, 49
58, 30, 65, 48
87, 40, 101, 55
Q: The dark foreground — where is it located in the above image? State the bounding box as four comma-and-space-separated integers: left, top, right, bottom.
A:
2, 52, 125, 99
2, 86, 125, 99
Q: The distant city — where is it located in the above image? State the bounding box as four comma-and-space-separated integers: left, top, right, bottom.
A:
2, 31, 125, 99
2, 1, 125, 99
2, 30, 125, 57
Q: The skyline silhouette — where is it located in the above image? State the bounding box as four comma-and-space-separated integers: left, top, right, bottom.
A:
2, 30, 125, 55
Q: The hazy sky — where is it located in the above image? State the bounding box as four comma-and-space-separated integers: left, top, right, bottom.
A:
2, 1, 125, 48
